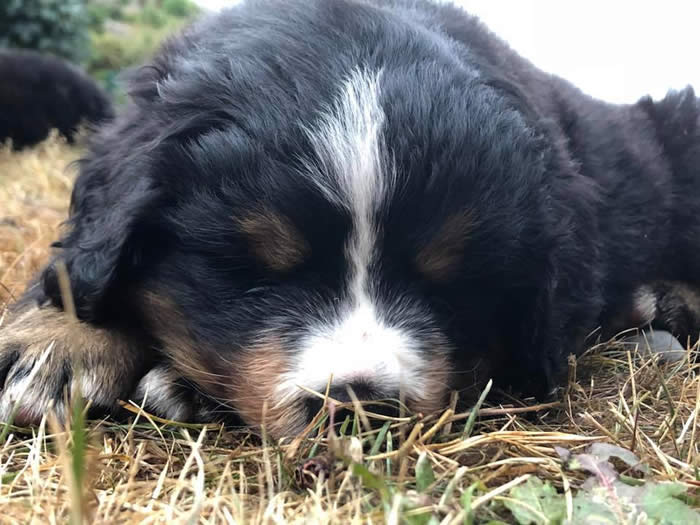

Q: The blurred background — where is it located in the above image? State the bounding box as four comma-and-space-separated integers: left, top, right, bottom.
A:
1, 0, 201, 103
3, 0, 700, 106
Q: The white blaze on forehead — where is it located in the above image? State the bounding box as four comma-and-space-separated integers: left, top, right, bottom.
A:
303, 67, 391, 298
280, 68, 430, 401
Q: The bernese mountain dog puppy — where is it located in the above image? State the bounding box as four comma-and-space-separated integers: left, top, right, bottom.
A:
1, 0, 699, 439
0, 49, 114, 150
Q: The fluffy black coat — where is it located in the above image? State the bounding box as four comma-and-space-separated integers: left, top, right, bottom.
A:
0, 49, 114, 149
1, 0, 699, 435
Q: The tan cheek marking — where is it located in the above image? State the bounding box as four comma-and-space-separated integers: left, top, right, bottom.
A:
237, 210, 310, 272
140, 292, 225, 393
141, 293, 304, 438
405, 335, 452, 416
415, 209, 477, 283
227, 340, 306, 438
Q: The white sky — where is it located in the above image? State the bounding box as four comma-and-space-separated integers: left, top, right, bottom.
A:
191, 0, 700, 104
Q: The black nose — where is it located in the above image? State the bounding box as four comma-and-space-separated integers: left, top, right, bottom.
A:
303, 381, 400, 428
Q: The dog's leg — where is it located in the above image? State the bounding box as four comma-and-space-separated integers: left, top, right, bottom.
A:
603, 281, 700, 361
0, 296, 149, 425
641, 281, 700, 348
130, 362, 223, 423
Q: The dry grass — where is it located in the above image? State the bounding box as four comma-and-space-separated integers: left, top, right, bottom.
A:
0, 134, 698, 523
0, 133, 76, 307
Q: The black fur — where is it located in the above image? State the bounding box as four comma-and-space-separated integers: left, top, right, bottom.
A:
4, 0, 700, 429
0, 49, 114, 150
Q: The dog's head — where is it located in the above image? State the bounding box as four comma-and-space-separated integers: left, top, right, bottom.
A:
41, 0, 560, 437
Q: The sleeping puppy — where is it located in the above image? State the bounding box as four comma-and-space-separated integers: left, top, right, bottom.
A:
0, 49, 114, 150
1, 0, 699, 438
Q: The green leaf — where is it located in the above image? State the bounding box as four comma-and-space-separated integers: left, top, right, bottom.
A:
415, 452, 436, 493
69, 392, 88, 525
1, 472, 18, 484
351, 463, 391, 503
385, 430, 393, 474
462, 379, 492, 437
642, 482, 700, 524
338, 414, 352, 436
504, 477, 566, 525
404, 510, 439, 525
460, 482, 480, 525
570, 493, 618, 525
369, 421, 391, 456
571, 479, 700, 525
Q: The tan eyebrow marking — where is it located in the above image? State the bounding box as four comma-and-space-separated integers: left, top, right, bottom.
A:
237, 209, 310, 272
415, 209, 477, 282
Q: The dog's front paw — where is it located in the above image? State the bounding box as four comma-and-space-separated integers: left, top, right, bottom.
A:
0, 305, 146, 426
130, 363, 221, 424
645, 281, 700, 348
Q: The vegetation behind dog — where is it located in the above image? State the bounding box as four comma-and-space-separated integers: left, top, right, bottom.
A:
0, 135, 698, 523
1, 0, 199, 102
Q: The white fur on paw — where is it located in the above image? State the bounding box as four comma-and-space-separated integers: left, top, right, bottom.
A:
0, 341, 123, 425
632, 286, 658, 325
0, 306, 142, 426
0, 341, 57, 424
132, 366, 194, 422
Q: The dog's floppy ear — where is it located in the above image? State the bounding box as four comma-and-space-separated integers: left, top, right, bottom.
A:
41, 116, 163, 322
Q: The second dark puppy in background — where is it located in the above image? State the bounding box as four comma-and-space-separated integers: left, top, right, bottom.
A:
0, 49, 114, 150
